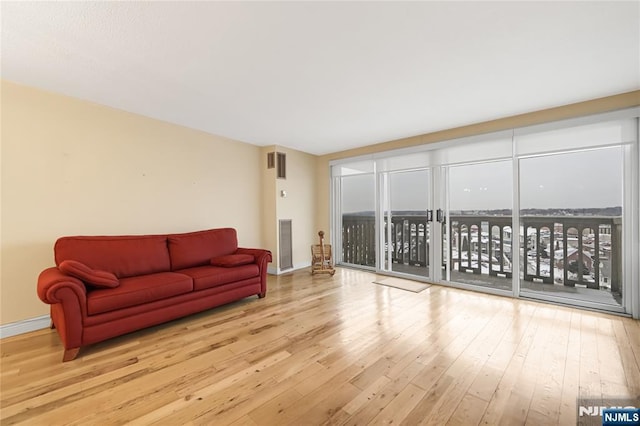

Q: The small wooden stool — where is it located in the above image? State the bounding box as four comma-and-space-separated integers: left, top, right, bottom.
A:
311, 231, 335, 276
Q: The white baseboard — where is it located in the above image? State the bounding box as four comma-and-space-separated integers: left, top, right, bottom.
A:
293, 261, 311, 271
268, 261, 311, 275
0, 315, 50, 339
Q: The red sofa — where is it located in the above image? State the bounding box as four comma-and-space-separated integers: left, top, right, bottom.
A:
37, 228, 271, 361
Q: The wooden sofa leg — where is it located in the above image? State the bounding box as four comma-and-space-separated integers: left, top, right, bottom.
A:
258, 292, 266, 299
62, 348, 80, 362
50, 320, 55, 329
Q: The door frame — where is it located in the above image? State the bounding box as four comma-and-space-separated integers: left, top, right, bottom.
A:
376, 167, 436, 283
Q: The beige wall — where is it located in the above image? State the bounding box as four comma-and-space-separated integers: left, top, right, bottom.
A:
315, 90, 640, 239
1, 80, 263, 325
259, 146, 318, 272
275, 146, 317, 271
260, 146, 278, 266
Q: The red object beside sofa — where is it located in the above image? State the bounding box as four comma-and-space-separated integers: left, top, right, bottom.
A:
37, 228, 272, 361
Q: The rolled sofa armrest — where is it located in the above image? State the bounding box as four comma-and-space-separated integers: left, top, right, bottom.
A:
37, 267, 88, 352
236, 248, 272, 297
37, 267, 87, 305
236, 247, 272, 265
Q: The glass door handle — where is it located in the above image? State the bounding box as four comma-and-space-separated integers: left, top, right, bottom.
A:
436, 209, 445, 224
426, 210, 433, 222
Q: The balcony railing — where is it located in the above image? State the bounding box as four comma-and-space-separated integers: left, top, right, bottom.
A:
342, 213, 622, 293
341, 214, 377, 267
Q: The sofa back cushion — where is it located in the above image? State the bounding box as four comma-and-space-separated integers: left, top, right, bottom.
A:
55, 235, 171, 278
168, 228, 238, 270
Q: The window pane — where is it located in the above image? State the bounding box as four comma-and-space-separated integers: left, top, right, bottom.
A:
447, 160, 513, 290
385, 170, 431, 277
341, 174, 376, 267
519, 146, 623, 308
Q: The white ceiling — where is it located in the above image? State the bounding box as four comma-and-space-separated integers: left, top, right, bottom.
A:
2, 2, 638, 156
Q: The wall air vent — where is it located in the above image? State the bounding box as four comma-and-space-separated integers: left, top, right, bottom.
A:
277, 152, 286, 179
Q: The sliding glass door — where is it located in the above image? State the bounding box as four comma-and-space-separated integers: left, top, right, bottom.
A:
445, 160, 513, 292
331, 111, 638, 316
381, 169, 432, 279
334, 161, 376, 268
340, 173, 376, 268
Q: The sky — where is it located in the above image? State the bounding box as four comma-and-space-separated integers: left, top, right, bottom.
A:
342, 146, 623, 213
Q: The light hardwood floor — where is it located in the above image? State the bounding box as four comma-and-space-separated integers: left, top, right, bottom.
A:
1, 268, 639, 425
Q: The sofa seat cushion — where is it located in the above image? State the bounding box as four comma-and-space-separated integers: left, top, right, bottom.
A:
87, 272, 193, 315
177, 264, 259, 291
